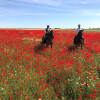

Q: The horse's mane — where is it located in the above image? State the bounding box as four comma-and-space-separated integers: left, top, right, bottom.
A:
78, 30, 84, 34
50, 30, 53, 33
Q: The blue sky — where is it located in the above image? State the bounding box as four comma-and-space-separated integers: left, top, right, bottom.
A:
0, 0, 100, 28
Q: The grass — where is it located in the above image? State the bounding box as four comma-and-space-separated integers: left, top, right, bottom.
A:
85, 29, 100, 32
0, 29, 100, 100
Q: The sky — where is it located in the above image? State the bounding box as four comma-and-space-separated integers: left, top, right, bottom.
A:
0, 0, 100, 28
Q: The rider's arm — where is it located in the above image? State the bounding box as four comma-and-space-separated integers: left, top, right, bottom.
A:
46, 28, 50, 35
76, 28, 79, 33
45, 28, 47, 35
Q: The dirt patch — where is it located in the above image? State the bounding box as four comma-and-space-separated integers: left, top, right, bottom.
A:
22, 38, 42, 42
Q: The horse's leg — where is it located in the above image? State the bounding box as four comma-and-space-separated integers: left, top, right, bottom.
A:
51, 44, 52, 48
75, 41, 79, 49
81, 43, 83, 49
81, 39, 84, 50
75, 44, 78, 49
46, 43, 48, 47
51, 42, 53, 48
50, 39, 53, 48
83, 39, 84, 45
46, 40, 49, 47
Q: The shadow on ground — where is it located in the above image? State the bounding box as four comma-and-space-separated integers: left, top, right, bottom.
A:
34, 43, 47, 53
97, 68, 100, 78
67, 45, 77, 52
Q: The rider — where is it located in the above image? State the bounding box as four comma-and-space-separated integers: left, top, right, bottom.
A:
42, 25, 51, 43
74, 24, 84, 44
76, 24, 81, 34
76, 24, 84, 38
45, 25, 51, 35
44, 25, 52, 39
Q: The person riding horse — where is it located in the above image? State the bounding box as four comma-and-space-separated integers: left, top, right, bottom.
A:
74, 24, 84, 49
42, 25, 54, 48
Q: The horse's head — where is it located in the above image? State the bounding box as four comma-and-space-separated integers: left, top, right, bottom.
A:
50, 30, 54, 35
49, 30, 54, 39
50, 30, 53, 33
79, 29, 84, 33
79, 29, 84, 35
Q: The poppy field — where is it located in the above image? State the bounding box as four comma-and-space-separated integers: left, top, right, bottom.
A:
0, 29, 100, 100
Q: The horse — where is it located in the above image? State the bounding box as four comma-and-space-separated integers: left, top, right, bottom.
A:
42, 30, 54, 48
74, 30, 84, 49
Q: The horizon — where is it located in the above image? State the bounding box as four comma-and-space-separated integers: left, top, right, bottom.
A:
0, 0, 100, 29
0, 27, 100, 30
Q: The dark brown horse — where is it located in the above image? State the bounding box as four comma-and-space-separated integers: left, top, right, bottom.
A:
74, 30, 84, 49
42, 30, 54, 48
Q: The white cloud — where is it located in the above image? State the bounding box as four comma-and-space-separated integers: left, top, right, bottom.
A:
96, 13, 100, 16
0, 12, 71, 17
19, 12, 50, 16
0, 0, 100, 28
17, 0, 63, 6
81, 9, 100, 16
81, 1, 88, 5
0, 22, 17, 28
0, 11, 49, 17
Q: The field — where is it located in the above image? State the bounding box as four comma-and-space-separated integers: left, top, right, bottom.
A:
0, 29, 100, 100
85, 29, 100, 32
